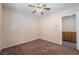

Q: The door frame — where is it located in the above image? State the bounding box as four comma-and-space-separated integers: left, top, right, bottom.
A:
61, 13, 77, 49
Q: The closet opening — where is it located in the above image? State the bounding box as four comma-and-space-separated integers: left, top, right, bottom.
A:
62, 14, 76, 49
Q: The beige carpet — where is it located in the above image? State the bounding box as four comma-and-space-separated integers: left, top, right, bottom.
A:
1, 39, 79, 55
63, 41, 76, 49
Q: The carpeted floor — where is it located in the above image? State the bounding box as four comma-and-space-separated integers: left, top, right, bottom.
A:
63, 41, 76, 49
1, 39, 79, 55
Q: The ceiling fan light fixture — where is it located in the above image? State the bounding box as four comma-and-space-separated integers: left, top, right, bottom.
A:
28, 3, 51, 15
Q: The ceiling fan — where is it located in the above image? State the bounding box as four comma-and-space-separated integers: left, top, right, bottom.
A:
28, 3, 51, 15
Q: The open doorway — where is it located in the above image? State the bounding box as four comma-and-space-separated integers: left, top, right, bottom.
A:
62, 14, 76, 49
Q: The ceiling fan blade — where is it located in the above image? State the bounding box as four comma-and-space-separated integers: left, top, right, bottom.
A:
37, 3, 40, 5
43, 4, 46, 7
40, 12, 44, 15
28, 5, 36, 7
32, 10, 36, 13
44, 8, 50, 10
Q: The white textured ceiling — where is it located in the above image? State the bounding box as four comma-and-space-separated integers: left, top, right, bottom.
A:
2, 3, 79, 17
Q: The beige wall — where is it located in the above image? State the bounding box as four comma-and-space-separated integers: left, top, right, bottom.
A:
0, 4, 2, 51
2, 7, 39, 49
40, 5, 79, 47
40, 14, 62, 44
62, 15, 76, 32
